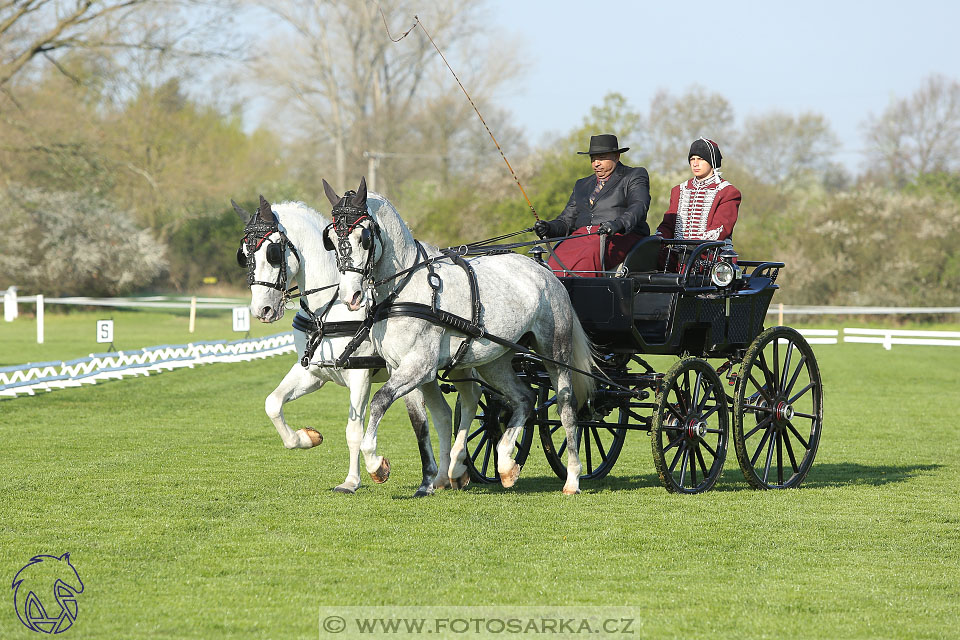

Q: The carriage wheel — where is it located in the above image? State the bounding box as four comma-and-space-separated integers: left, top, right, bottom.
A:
462, 391, 534, 484
538, 387, 627, 481
651, 358, 729, 494
733, 326, 823, 489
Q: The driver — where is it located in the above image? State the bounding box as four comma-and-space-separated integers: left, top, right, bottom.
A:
534, 134, 650, 276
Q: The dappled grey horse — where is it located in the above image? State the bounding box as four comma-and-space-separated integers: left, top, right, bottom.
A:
234, 196, 455, 496
322, 178, 596, 494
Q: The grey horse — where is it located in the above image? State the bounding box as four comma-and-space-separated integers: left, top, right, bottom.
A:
323, 178, 596, 494
235, 196, 456, 496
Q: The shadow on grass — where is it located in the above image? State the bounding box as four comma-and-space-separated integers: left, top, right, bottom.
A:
392, 463, 943, 497
794, 462, 942, 488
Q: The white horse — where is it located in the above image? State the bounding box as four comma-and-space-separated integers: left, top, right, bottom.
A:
322, 178, 596, 494
234, 195, 456, 496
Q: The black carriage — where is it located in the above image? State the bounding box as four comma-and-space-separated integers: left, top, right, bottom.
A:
456, 236, 823, 494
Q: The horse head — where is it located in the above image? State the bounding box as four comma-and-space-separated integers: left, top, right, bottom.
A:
323, 177, 380, 311
234, 195, 302, 322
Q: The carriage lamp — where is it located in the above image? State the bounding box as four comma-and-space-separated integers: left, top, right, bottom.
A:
710, 246, 742, 288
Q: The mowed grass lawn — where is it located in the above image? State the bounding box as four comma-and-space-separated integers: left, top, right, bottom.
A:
1, 311, 959, 638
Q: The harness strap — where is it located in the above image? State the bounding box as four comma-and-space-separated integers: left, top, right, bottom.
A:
380, 302, 484, 338
296, 294, 338, 368
331, 242, 428, 368
444, 251, 481, 370
379, 301, 643, 398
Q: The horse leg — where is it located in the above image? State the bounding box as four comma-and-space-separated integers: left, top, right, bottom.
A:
419, 381, 454, 490
447, 379, 480, 489
361, 362, 436, 489
334, 368, 372, 494
552, 365, 582, 495
475, 356, 535, 489
403, 388, 439, 497
264, 364, 327, 449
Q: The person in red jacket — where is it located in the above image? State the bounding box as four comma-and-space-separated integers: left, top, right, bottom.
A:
657, 138, 740, 243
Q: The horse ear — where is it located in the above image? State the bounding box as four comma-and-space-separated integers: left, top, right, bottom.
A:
322, 179, 340, 207
258, 195, 273, 222
352, 177, 367, 208
231, 199, 251, 221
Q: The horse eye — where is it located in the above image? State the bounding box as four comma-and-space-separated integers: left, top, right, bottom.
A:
266, 243, 283, 266
236, 247, 247, 268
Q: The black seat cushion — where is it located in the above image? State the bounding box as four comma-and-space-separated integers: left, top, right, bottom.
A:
619, 236, 662, 273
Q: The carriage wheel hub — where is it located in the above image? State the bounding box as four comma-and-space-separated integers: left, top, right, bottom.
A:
775, 401, 794, 422
686, 418, 707, 439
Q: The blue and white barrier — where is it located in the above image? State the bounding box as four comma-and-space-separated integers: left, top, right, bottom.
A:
0, 332, 295, 399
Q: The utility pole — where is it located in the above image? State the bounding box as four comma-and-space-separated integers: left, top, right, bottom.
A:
363, 151, 446, 192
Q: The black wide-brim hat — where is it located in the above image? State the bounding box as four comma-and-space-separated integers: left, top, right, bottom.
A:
578, 134, 629, 155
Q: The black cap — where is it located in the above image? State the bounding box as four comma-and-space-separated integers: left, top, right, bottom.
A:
688, 138, 722, 168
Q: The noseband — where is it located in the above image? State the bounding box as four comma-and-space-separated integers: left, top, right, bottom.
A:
237, 209, 301, 296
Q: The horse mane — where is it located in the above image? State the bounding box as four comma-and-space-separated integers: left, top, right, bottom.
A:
271, 200, 330, 234
267, 200, 339, 299
365, 191, 423, 273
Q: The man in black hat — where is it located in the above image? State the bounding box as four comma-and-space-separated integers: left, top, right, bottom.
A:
534, 133, 650, 276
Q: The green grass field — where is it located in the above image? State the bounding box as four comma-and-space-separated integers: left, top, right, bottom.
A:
1, 311, 959, 638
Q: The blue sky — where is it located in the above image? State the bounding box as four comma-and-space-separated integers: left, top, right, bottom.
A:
482, 0, 958, 170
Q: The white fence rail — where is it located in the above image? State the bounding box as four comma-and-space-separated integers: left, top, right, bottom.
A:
796, 329, 839, 345
1, 332, 295, 399
842, 328, 960, 350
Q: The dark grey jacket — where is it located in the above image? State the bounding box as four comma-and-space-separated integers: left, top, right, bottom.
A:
546, 162, 651, 236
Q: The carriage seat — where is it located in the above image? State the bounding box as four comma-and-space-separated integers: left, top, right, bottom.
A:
613, 236, 684, 290
616, 235, 661, 273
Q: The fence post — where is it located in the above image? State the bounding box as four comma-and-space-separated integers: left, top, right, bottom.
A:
3, 286, 16, 322
189, 296, 197, 333
36, 294, 44, 344
778, 302, 784, 326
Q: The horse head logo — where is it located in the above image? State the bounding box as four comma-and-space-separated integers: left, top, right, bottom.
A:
12, 553, 84, 634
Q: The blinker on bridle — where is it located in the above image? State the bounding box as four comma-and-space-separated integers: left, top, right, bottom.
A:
237, 206, 300, 294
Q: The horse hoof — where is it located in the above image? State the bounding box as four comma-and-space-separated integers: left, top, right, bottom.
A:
369, 457, 391, 484
434, 477, 452, 490
499, 461, 521, 488
332, 485, 356, 495
301, 428, 323, 447
453, 472, 471, 490
562, 485, 581, 495
413, 486, 434, 498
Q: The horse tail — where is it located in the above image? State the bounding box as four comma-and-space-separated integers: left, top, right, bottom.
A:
569, 314, 596, 408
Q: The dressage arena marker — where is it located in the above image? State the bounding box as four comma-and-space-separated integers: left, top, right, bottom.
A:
0, 333, 295, 399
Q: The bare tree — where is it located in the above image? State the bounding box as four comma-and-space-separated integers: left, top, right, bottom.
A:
640, 85, 736, 173
736, 110, 840, 184
863, 74, 960, 184
0, 1, 239, 91
246, 0, 521, 194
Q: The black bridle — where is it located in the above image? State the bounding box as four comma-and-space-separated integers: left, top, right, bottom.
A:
236, 209, 301, 297
325, 195, 380, 279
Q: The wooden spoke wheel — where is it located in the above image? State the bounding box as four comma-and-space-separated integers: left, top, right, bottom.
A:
651, 358, 729, 494
539, 386, 628, 481
733, 326, 823, 489
462, 391, 534, 484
